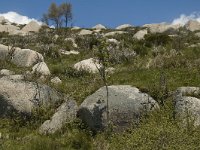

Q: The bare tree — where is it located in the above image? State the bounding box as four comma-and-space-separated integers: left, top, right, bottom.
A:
60, 2, 73, 27
41, 13, 49, 26
47, 2, 63, 28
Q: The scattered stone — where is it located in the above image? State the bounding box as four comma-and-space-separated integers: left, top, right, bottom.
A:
74, 58, 102, 73
39, 99, 78, 134
51, 77, 62, 85
32, 62, 51, 76
53, 34, 59, 41
107, 39, 119, 44
133, 29, 148, 40
0, 69, 15, 76
78, 85, 159, 131
104, 31, 127, 37
105, 67, 115, 74
60, 50, 79, 55
65, 38, 78, 48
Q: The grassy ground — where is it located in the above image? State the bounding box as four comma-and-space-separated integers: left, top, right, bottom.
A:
1, 27, 200, 149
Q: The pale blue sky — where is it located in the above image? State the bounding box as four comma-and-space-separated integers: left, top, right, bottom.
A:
0, 0, 200, 28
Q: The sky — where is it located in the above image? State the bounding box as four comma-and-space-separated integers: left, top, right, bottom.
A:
0, 0, 200, 28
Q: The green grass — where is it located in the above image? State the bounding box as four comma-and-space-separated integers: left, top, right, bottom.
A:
1, 27, 200, 149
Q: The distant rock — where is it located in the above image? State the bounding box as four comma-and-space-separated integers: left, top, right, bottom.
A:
74, 58, 101, 73
0, 16, 10, 24
32, 62, 51, 76
0, 69, 15, 76
79, 29, 93, 35
143, 23, 180, 33
174, 87, 200, 126
21, 21, 41, 33
107, 39, 119, 44
116, 24, 133, 30
0, 24, 20, 34
185, 20, 200, 32
51, 77, 62, 85
78, 85, 159, 131
64, 38, 78, 48
71, 26, 81, 30
60, 50, 79, 55
0, 76, 63, 116
133, 29, 148, 40
195, 32, 200, 37
104, 31, 127, 37
53, 34, 59, 41
92, 24, 106, 30
39, 99, 78, 134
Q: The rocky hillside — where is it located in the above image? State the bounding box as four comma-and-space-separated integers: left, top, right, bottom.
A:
1, 17, 200, 149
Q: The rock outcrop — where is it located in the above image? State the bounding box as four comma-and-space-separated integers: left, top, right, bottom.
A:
21, 21, 41, 33
78, 85, 159, 131
143, 23, 180, 33
116, 24, 132, 30
185, 20, 200, 32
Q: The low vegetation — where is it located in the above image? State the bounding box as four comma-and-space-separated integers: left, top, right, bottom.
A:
1, 24, 200, 149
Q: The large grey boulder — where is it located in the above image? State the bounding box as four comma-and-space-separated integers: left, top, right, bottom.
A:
21, 21, 41, 33
11, 49, 44, 67
78, 85, 159, 131
0, 44, 44, 67
174, 87, 200, 126
0, 76, 63, 116
39, 99, 78, 134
